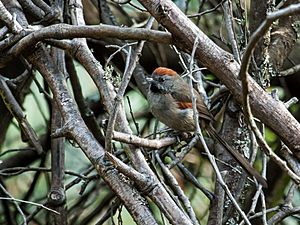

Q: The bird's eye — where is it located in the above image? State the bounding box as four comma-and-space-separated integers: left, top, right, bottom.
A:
158, 77, 165, 82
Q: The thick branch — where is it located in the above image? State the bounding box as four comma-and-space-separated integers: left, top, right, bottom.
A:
0, 23, 171, 67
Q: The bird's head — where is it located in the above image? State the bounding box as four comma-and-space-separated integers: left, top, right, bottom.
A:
147, 67, 178, 94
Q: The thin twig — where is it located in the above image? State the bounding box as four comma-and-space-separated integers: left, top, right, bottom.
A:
188, 0, 226, 18
0, 76, 43, 154
222, 0, 241, 63
105, 42, 138, 68
167, 135, 199, 169
126, 96, 140, 135
105, 17, 154, 152
0, 167, 91, 180
189, 36, 251, 225
279, 64, 300, 76
105, 46, 132, 152
0, 197, 59, 215
0, 148, 35, 157
156, 154, 200, 225
260, 149, 268, 224
65, 166, 95, 190
284, 97, 298, 109
167, 151, 215, 201
239, 206, 279, 225
0, 183, 27, 224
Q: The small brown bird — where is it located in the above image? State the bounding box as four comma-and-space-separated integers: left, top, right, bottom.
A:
147, 67, 267, 188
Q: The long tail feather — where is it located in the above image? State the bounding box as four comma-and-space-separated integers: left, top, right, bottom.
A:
206, 124, 268, 188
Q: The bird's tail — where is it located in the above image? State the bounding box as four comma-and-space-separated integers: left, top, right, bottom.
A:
206, 124, 268, 188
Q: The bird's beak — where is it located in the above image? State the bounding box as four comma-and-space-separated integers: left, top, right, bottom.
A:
143, 77, 153, 85
146, 77, 153, 82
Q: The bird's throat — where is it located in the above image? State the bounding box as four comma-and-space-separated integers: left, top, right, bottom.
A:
150, 82, 167, 94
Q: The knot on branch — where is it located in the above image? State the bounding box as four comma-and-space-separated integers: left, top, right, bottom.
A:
138, 175, 158, 195
96, 154, 116, 174
48, 187, 66, 206
280, 203, 293, 212
155, 2, 171, 18
51, 126, 71, 139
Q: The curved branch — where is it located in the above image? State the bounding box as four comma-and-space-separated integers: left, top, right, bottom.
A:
0, 23, 171, 67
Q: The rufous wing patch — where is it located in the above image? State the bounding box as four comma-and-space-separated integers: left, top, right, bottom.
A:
153, 67, 177, 76
177, 102, 193, 109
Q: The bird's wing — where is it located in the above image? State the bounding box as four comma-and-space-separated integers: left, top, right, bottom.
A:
170, 89, 213, 121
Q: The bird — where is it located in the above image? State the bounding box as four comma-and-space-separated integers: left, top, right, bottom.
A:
147, 67, 267, 188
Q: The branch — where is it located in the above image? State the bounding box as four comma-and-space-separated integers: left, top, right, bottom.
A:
279, 64, 300, 76
106, 152, 153, 189
0, 197, 59, 215
269, 0, 300, 70
0, 23, 171, 67
0, 76, 43, 154
0, 183, 27, 225
112, 131, 176, 148
222, 0, 240, 63
0, 1, 23, 33
156, 154, 200, 225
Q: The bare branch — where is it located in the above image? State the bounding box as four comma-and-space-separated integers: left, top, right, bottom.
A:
112, 131, 176, 148
279, 64, 300, 76
0, 1, 23, 33
0, 23, 171, 67
0, 76, 43, 154
222, 0, 240, 63
0, 183, 27, 224
0, 197, 59, 215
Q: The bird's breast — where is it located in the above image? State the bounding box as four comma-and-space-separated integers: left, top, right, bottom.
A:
148, 92, 195, 131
